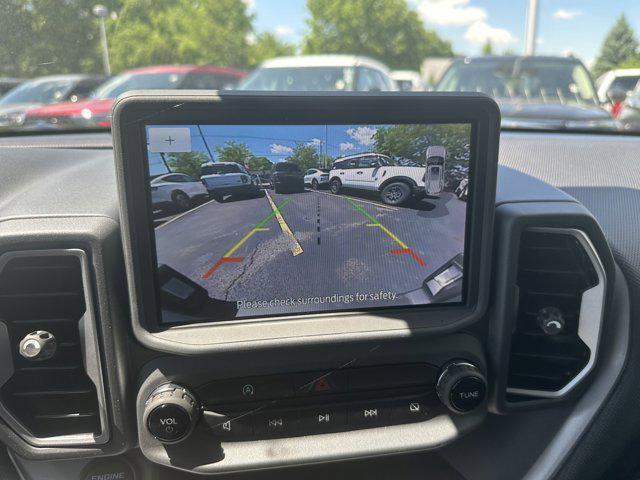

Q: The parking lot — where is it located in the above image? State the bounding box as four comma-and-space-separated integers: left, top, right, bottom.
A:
155, 188, 466, 319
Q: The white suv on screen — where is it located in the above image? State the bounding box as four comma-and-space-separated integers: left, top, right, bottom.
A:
304, 168, 330, 189
328, 147, 446, 206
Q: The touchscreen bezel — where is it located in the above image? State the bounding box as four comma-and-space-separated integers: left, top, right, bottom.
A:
113, 92, 500, 354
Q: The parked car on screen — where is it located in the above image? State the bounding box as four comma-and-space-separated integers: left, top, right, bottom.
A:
0, 74, 106, 130
596, 68, 640, 104
200, 162, 260, 202
22, 65, 246, 130
328, 150, 445, 206
271, 162, 305, 193
238, 55, 397, 92
304, 168, 330, 190
437, 55, 617, 131
150, 173, 209, 212
0, 78, 24, 96
390, 70, 426, 91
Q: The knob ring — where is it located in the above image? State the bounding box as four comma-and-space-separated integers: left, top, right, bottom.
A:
143, 383, 200, 444
436, 361, 487, 414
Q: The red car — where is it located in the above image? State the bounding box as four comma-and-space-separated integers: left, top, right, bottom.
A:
22, 65, 245, 129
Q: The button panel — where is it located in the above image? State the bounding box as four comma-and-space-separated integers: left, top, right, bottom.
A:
206, 394, 438, 440
197, 363, 438, 405
195, 364, 443, 441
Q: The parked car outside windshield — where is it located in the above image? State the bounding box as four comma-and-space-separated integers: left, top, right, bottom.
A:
437, 56, 617, 131
0, 75, 106, 130
239, 55, 396, 91
2, 77, 78, 106
21, 66, 245, 130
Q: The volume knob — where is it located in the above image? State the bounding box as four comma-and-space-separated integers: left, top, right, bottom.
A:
436, 361, 487, 414
143, 384, 199, 443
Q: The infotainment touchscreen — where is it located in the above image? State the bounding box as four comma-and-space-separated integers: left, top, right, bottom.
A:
144, 122, 472, 324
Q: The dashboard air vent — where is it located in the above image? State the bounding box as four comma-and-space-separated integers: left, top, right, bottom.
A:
506, 229, 605, 400
0, 250, 108, 445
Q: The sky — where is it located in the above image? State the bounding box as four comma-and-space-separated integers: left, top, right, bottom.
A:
147, 124, 393, 175
247, 0, 640, 67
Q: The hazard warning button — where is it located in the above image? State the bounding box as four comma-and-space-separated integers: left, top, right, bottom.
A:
293, 370, 348, 396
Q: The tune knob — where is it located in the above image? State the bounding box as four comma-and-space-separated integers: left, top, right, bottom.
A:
436, 361, 487, 414
143, 384, 199, 444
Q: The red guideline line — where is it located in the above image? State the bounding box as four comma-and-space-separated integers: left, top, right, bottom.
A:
390, 248, 426, 267
202, 257, 244, 279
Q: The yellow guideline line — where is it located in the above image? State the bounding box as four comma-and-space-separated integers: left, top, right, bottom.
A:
223, 227, 269, 258
349, 197, 408, 249
374, 224, 408, 249
265, 191, 304, 256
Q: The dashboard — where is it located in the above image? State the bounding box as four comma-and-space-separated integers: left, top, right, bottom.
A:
0, 102, 638, 480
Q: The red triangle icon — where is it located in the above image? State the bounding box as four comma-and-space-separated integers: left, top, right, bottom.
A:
313, 377, 332, 392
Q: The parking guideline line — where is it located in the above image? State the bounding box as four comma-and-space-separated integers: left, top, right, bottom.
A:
346, 198, 424, 266
155, 197, 218, 230
222, 227, 270, 258
202, 200, 290, 279
346, 198, 409, 249
306, 189, 397, 211
265, 191, 304, 257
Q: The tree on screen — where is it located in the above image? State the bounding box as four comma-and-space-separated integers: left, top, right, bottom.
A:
482, 40, 494, 56
302, 0, 453, 71
246, 156, 273, 173
215, 141, 255, 166
373, 124, 471, 170
165, 151, 209, 179
286, 144, 321, 170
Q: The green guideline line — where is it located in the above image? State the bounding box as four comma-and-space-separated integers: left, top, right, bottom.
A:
345, 197, 379, 224
256, 199, 291, 228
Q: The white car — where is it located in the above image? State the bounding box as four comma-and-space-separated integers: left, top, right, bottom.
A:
200, 162, 260, 202
596, 68, 640, 103
390, 70, 426, 91
303, 168, 330, 189
150, 173, 209, 211
238, 55, 397, 92
328, 148, 446, 206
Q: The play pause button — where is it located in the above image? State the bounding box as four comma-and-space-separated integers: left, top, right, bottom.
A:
300, 407, 347, 432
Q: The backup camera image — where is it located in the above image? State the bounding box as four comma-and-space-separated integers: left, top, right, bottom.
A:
145, 123, 472, 323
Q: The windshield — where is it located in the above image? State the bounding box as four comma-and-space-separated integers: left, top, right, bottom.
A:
438, 58, 598, 106
2, 1, 640, 133
92, 72, 186, 99
201, 164, 242, 175
0, 79, 75, 105
239, 67, 355, 91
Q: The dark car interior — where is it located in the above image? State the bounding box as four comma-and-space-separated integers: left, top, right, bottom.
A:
3, 1, 640, 479
0, 91, 638, 480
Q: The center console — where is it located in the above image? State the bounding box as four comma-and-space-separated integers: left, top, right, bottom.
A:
0, 92, 621, 480
105, 92, 606, 475
110, 92, 499, 474
134, 335, 487, 474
